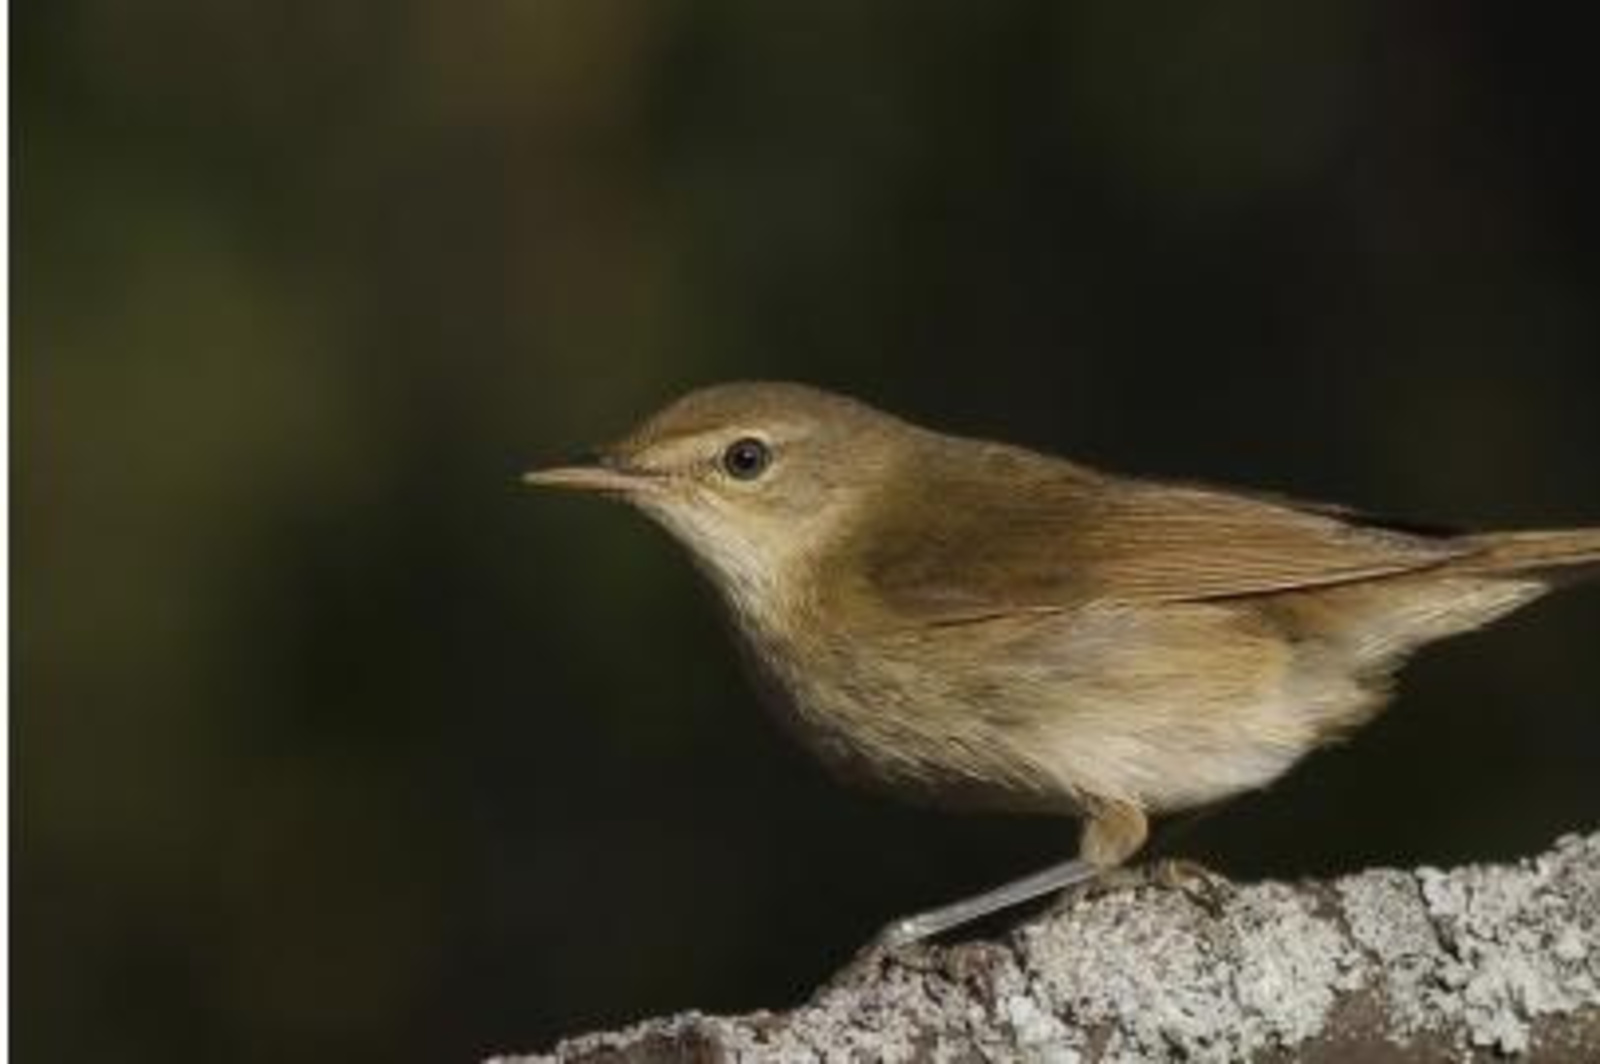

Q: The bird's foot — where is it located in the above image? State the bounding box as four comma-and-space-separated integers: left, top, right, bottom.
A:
1149, 857, 1234, 916
824, 921, 937, 993
1059, 865, 1143, 905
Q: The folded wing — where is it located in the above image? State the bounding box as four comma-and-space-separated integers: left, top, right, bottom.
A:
855, 451, 1475, 625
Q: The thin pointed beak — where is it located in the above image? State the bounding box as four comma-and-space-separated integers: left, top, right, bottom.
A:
521, 453, 650, 494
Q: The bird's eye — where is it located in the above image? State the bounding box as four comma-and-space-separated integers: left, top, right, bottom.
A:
721, 437, 771, 480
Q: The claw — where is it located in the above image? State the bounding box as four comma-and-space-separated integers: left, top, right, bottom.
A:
1151, 857, 1234, 916
824, 922, 932, 994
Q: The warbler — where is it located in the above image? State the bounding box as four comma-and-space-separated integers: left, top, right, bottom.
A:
526, 382, 1599, 944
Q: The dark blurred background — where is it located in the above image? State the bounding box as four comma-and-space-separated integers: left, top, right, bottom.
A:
12, 2, 1600, 1061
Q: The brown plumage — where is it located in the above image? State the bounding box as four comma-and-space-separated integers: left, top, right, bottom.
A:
526, 381, 1600, 944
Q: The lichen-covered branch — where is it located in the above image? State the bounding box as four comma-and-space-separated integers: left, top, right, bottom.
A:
502, 832, 1600, 1062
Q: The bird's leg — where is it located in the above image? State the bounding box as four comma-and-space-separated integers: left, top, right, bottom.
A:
874, 857, 1102, 947
873, 798, 1149, 948
1057, 797, 1153, 903
1078, 796, 1149, 867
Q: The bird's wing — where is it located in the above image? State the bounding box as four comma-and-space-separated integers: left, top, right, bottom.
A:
856, 464, 1475, 625
1069, 483, 1473, 603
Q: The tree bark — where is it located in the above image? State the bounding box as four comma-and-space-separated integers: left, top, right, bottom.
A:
500, 832, 1600, 1062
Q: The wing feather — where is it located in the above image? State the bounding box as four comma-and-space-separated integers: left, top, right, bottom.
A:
850, 445, 1474, 624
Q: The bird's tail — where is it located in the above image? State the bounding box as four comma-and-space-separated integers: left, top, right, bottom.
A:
1456, 528, 1600, 584
1314, 525, 1599, 683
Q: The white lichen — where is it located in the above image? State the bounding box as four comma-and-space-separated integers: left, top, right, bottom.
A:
510, 832, 1600, 1064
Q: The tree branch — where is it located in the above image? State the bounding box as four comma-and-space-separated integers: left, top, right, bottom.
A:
501, 832, 1600, 1062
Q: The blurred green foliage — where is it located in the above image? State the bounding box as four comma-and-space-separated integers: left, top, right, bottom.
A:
13, 2, 1600, 1061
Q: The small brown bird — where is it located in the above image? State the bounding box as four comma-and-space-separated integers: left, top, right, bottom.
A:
525, 382, 1599, 945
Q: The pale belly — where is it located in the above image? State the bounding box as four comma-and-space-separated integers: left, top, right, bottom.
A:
743, 600, 1383, 817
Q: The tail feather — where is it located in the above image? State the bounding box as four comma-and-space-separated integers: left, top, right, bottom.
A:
1457, 528, 1600, 583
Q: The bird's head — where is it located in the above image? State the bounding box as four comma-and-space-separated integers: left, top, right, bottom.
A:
525, 382, 916, 608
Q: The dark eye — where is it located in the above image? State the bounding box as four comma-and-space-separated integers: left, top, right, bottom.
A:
721, 437, 771, 480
